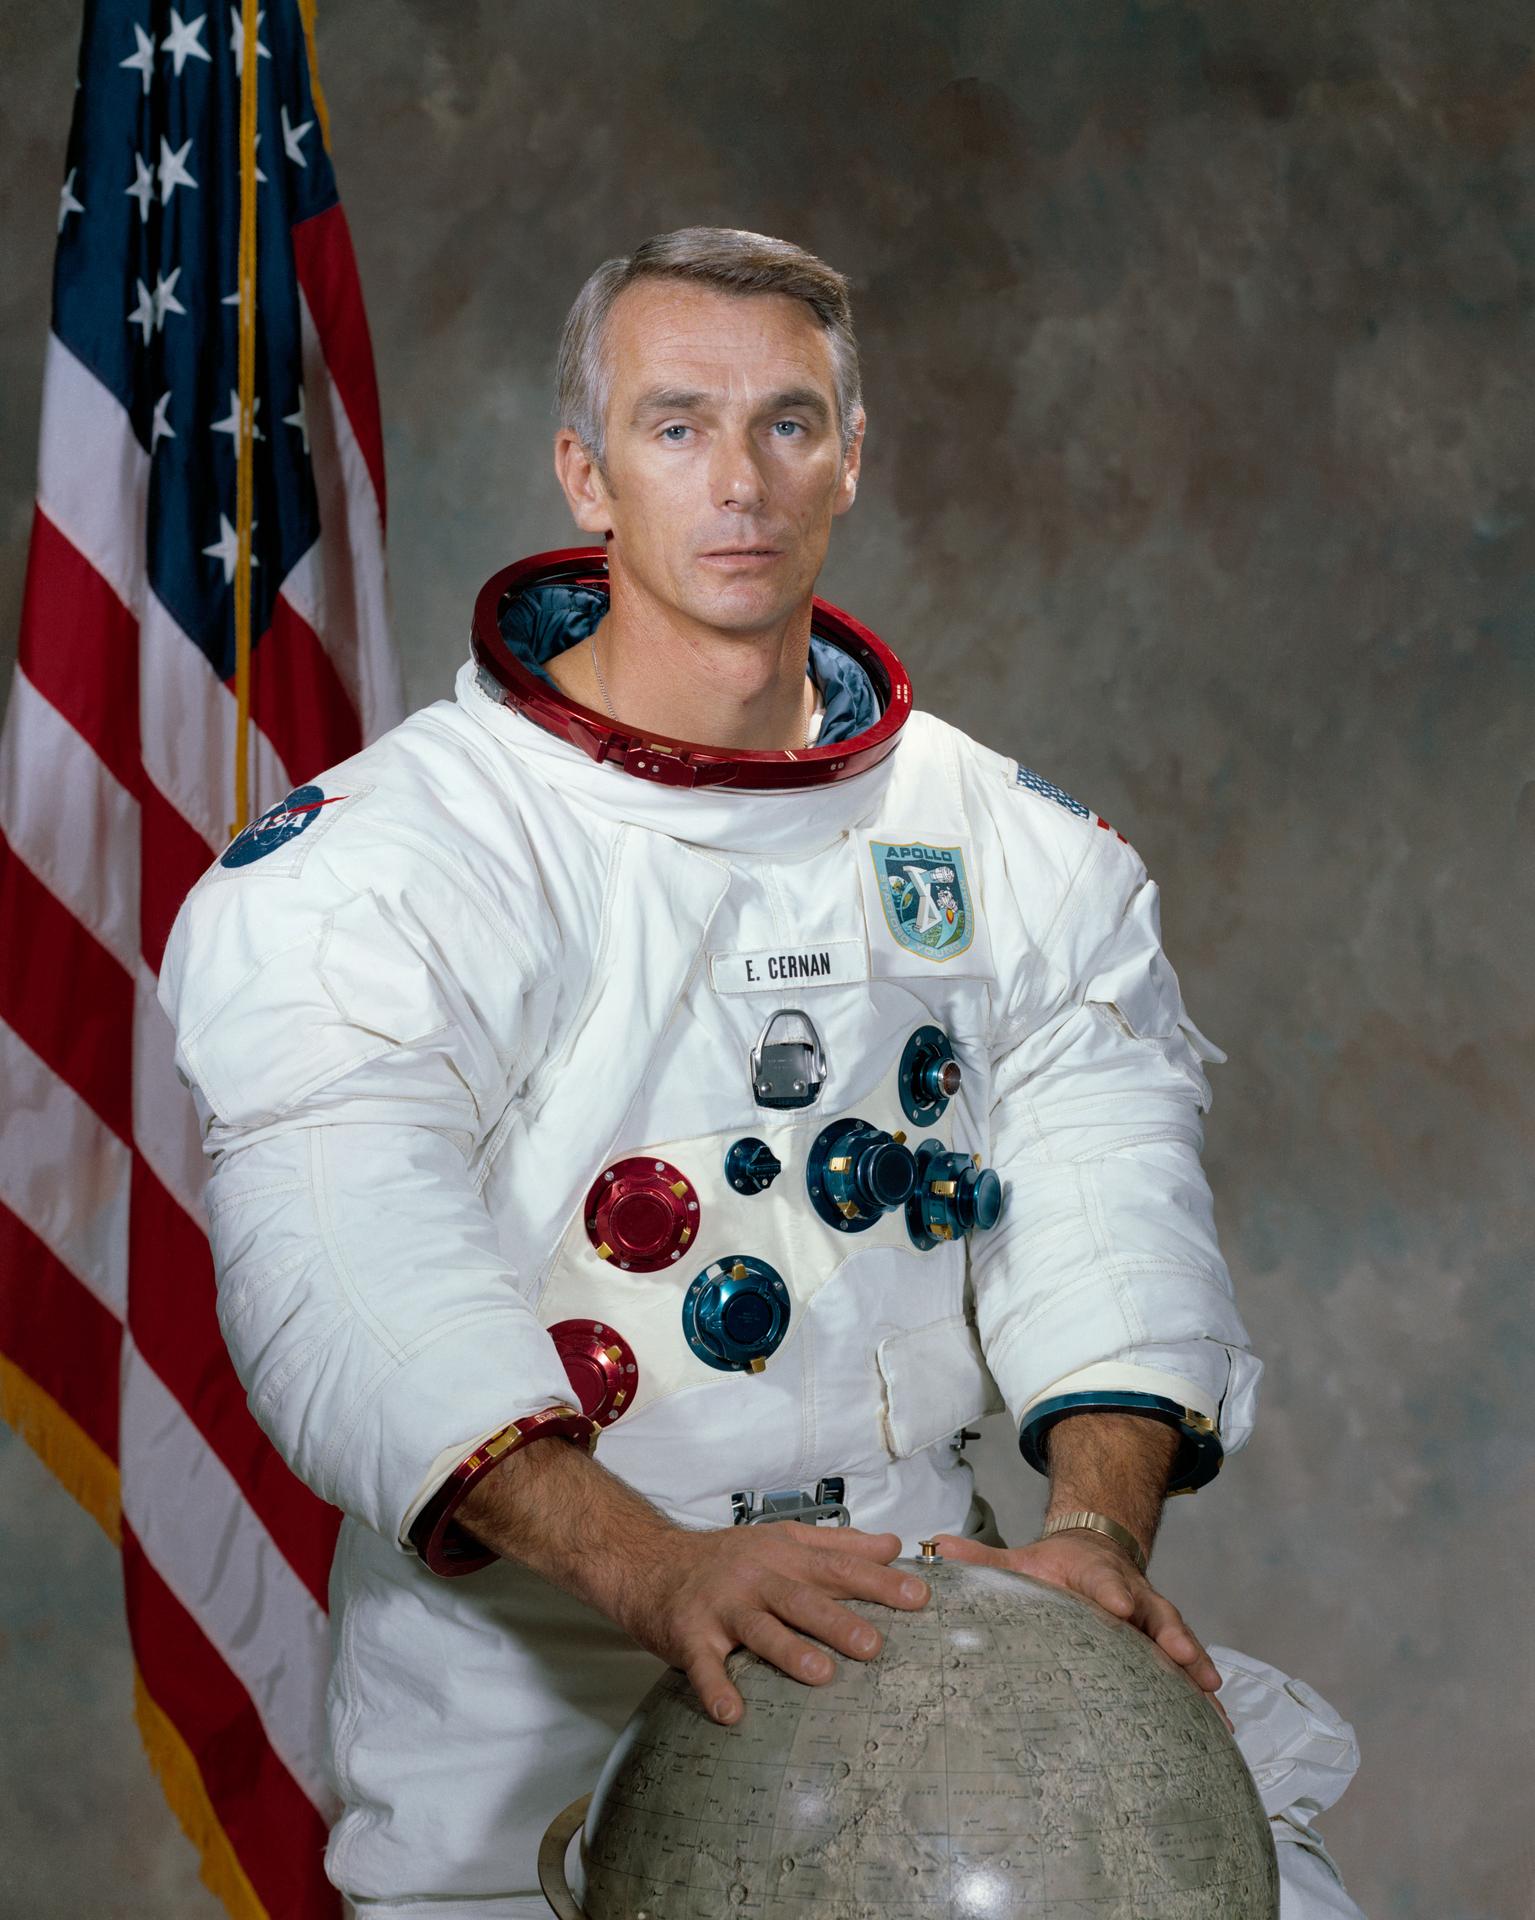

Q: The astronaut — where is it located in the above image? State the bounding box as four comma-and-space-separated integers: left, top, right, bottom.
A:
160, 228, 1363, 1918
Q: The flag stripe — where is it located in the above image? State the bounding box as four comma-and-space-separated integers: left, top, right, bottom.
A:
0, 833, 133, 1143
291, 288, 399, 745
139, 587, 293, 854
292, 204, 387, 527
127, 1153, 341, 1611
121, 1337, 336, 1813
138, 774, 217, 980
18, 505, 141, 800
0, 1200, 122, 1461
35, 335, 148, 615
1, 668, 140, 975
0, 1017, 129, 1320
133, 963, 207, 1229
123, 1525, 340, 1920
249, 590, 363, 788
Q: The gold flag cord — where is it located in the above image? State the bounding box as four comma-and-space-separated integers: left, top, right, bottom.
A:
230, 0, 260, 839
296, 0, 333, 150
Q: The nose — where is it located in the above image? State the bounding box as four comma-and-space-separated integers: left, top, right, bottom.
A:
714, 426, 768, 513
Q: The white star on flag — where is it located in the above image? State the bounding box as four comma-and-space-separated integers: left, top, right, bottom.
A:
128, 279, 156, 345
152, 267, 187, 329
229, 4, 270, 77
126, 152, 155, 221
203, 513, 260, 584
120, 22, 155, 94
281, 104, 313, 167
212, 390, 265, 441
283, 390, 309, 452
161, 9, 211, 76
158, 136, 198, 204
150, 391, 176, 451
57, 168, 84, 235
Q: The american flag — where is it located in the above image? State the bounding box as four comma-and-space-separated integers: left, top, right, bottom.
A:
0, 4, 401, 1914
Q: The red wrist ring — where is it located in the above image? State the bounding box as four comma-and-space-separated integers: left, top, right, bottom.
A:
409, 1403, 600, 1577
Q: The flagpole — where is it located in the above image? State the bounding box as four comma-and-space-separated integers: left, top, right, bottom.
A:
231, 0, 260, 838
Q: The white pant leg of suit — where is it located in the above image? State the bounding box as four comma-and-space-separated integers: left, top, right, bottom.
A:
159, 554, 1363, 1913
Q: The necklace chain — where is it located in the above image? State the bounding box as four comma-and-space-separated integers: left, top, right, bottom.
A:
588, 631, 819, 750
590, 628, 618, 722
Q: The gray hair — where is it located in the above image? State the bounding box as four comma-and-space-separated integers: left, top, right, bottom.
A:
555, 226, 863, 479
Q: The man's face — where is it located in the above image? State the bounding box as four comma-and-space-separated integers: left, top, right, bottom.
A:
557, 279, 862, 636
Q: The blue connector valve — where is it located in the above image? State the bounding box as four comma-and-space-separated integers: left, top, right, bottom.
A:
898, 1024, 963, 1128
806, 1117, 917, 1233
683, 1255, 791, 1373
724, 1137, 783, 1195
906, 1140, 1004, 1250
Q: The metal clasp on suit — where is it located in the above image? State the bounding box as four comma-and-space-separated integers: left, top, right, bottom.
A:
731, 1477, 849, 1527
750, 1008, 827, 1111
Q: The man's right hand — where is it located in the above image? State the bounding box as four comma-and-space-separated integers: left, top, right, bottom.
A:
455, 1429, 929, 1724
616, 1515, 931, 1725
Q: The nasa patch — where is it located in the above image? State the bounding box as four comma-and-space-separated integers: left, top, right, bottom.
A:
870, 841, 974, 962
221, 784, 349, 868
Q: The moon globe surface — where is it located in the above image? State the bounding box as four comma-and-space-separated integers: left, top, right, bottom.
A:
543, 1557, 1278, 1920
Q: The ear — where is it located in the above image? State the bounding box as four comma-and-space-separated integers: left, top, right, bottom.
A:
553, 428, 615, 537
832, 405, 866, 519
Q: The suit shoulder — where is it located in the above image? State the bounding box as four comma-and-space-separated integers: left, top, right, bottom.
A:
167, 699, 564, 1002
922, 711, 1144, 883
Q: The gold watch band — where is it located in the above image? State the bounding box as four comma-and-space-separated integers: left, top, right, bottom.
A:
1039, 1509, 1149, 1574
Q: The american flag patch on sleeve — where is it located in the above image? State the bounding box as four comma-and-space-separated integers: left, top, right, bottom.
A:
1013, 763, 1091, 818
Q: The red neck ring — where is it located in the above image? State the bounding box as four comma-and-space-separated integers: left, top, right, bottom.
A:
470, 547, 912, 791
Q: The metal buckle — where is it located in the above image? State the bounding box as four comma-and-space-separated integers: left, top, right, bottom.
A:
731, 1477, 849, 1527
749, 1008, 827, 1111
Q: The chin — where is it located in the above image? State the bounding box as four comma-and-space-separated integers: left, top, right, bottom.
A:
688, 568, 812, 628
695, 596, 799, 636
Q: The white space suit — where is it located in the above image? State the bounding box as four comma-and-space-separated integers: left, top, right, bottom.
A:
160, 553, 1363, 1918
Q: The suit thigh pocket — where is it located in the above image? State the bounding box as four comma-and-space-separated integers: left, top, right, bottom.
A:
875, 1315, 1004, 1458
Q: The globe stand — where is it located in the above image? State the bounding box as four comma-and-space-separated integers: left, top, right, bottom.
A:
537, 1793, 590, 1920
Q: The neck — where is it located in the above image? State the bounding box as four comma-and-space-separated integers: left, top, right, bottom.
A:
546, 568, 819, 752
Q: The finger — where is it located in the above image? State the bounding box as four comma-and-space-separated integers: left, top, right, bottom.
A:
1067, 1556, 1138, 1619
796, 1525, 903, 1562
795, 1545, 930, 1612
762, 1575, 884, 1662
1135, 1589, 1222, 1693
684, 1647, 743, 1726
737, 1607, 838, 1687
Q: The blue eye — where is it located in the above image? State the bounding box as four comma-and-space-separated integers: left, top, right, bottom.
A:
773, 420, 804, 437
661, 425, 689, 442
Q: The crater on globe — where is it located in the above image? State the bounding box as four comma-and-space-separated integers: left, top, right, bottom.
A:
539, 1555, 1278, 1918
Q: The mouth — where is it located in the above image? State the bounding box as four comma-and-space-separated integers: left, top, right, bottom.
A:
699, 546, 783, 562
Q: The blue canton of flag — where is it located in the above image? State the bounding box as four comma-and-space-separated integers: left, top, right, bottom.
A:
1014, 762, 1090, 818
56, 0, 338, 682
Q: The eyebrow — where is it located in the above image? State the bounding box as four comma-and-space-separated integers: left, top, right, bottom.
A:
628, 385, 832, 426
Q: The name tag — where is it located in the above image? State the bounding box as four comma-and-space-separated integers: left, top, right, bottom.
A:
709, 939, 865, 994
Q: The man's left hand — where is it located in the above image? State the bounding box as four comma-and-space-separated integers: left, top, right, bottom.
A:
926, 1529, 1232, 1731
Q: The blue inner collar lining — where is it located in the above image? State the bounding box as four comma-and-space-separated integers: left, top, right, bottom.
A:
497, 582, 882, 745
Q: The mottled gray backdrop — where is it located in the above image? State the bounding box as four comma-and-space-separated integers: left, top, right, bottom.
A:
3, 3, 1532, 1916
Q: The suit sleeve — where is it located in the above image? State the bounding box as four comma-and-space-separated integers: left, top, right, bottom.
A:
158, 833, 576, 1552
969, 817, 1263, 1493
